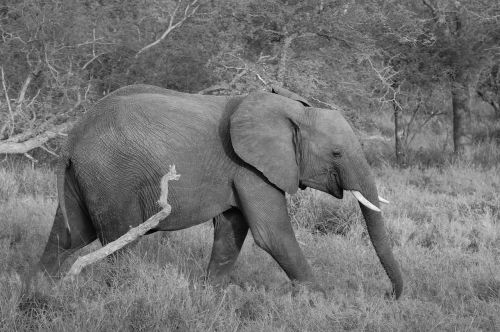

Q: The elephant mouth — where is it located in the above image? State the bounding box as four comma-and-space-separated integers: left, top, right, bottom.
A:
328, 172, 387, 212
327, 173, 343, 199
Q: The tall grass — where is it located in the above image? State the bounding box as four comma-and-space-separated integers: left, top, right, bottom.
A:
0, 151, 499, 331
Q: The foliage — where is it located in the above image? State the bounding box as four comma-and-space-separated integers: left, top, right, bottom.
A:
0, 0, 499, 160
345, 0, 500, 156
0, 0, 210, 150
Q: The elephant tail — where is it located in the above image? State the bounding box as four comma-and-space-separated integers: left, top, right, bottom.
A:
56, 155, 72, 247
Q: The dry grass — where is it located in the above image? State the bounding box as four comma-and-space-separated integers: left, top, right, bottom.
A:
1, 149, 499, 331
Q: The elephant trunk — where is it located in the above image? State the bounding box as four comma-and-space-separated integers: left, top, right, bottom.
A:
358, 184, 403, 299
338, 151, 403, 298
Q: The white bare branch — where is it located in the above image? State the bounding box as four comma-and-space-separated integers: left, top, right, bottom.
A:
17, 74, 33, 106
256, 73, 267, 85
63, 166, 181, 280
365, 56, 402, 108
0, 122, 74, 154
311, 97, 341, 110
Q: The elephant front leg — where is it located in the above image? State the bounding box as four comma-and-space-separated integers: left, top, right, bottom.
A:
234, 171, 323, 293
207, 208, 249, 283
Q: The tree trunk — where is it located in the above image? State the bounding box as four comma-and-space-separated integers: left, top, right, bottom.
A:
276, 33, 297, 85
393, 100, 404, 165
451, 73, 474, 156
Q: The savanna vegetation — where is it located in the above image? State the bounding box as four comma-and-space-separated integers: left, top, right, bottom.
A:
0, 0, 499, 331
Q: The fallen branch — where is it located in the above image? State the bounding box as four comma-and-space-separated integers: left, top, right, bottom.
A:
0, 122, 74, 154
63, 166, 180, 280
39, 144, 59, 157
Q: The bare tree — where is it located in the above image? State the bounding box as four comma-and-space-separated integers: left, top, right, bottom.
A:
364, 57, 407, 164
421, 0, 500, 155
0, 0, 202, 159
135, 0, 200, 57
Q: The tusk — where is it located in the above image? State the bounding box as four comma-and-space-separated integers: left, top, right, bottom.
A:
378, 196, 390, 204
350, 191, 381, 212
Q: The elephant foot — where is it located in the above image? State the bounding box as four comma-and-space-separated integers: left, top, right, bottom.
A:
384, 289, 400, 300
203, 272, 232, 290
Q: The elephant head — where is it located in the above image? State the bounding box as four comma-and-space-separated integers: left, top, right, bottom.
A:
230, 92, 403, 298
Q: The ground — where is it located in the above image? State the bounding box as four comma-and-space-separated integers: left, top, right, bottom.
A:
0, 146, 499, 331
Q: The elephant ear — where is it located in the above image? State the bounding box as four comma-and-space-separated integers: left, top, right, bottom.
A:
230, 92, 303, 194
271, 86, 311, 107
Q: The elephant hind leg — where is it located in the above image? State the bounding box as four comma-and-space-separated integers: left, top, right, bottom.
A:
207, 208, 249, 282
38, 201, 97, 278
93, 194, 144, 245
90, 196, 144, 263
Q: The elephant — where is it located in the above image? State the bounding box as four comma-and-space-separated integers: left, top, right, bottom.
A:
36, 84, 403, 299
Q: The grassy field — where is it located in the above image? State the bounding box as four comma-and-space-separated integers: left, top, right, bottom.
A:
1, 146, 499, 331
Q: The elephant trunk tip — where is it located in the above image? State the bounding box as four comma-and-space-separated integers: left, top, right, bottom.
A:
391, 274, 404, 300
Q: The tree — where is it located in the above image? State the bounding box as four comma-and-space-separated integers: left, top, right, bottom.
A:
477, 62, 500, 116
200, 0, 360, 96
421, 0, 500, 154
351, 0, 500, 158
0, 0, 97, 157
0, 0, 206, 157
135, 0, 200, 57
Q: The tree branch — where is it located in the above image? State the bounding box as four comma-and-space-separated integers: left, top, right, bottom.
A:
63, 166, 180, 280
16, 65, 42, 107
311, 97, 340, 110
0, 122, 74, 154
1, 66, 14, 137
256, 73, 267, 85
276, 33, 297, 85
197, 84, 230, 95
135, 0, 199, 58
422, 0, 437, 18
82, 53, 106, 70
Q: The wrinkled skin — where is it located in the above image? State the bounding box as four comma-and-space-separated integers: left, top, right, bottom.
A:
37, 84, 403, 299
